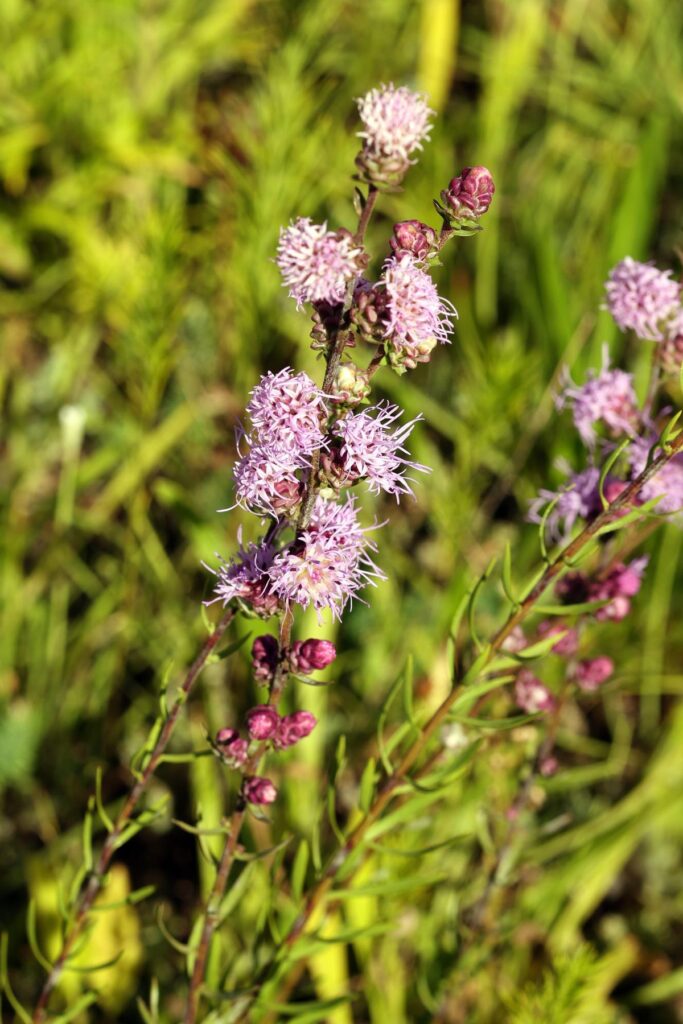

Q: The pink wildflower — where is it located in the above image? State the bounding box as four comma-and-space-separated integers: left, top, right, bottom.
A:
243, 776, 278, 805
245, 705, 280, 741
245, 368, 328, 453
537, 620, 579, 657
277, 218, 364, 307
514, 670, 556, 714
381, 254, 456, 367
604, 257, 680, 341
557, 350, 639, 445
356, 83, 434, 162
290, 639, 337, 673
576, 657, 614, 692
334, 401, 429, 499
441, 166, 495, 220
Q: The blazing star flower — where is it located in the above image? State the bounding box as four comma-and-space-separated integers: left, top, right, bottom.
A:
243, 776, 278, 805
356, 83, 434, 162
233, 442, 304, 516
629, 437, 683, 517
604, 257, 680, 341
380, 254, 456, 367
441, 166, 495, 220
514, 670, 556, 714
207, 531, 280, 617
528, 466, 603, 542
557, 350, 639, 446
575, 657, 614, 692
334, 402, 430, 499
590, 557, 649, 621
266, 495, 385, 620
246, 368, 328, 454
276, 218, 364, 308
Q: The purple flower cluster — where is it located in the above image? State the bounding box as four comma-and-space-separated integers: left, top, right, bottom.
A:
333, 402, 429, 499
356, 83, 434, 164
276, 219, 364, 308
381, 255, 456, 368
557, 350, 638, 446
604, 257, 680, 341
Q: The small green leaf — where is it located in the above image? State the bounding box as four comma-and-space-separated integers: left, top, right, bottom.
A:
359, 757, 377, 813
291, 840, 309, 900
599, 438, 631, 509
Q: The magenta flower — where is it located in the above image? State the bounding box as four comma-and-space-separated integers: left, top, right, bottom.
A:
629, 437, 683, 516
528, 466, 602, 541
290, 639, 337, 673
576, 657, 614, 692
245, 705, 280, 741
441, 166, 495, 220
381, 255, 456, 367
215, 730, 249, 767
233, 442, 305, 516
557, 351, 638, 445
356, 83, 434, 162
536, 620, 579, 657
590, 557, 648, 621
334, 402, 429, 499
514, 670, 556, 714
604, 257, 680, 340
390, 220, 437, 262
274, 711, 318, 750
246, 368, 328, 454
276, 218, 364, 308
207, 531, 280, 617
266, 495, 385, 621
243, 776, 278, 805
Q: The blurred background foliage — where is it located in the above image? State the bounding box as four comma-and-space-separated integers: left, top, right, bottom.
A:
1, 0, 683, 1020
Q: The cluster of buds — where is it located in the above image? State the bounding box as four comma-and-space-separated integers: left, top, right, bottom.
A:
251, 635, 337, 684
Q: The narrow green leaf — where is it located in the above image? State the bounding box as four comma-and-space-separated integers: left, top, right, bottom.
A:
216, 632, 252, 661
95, 766, 114, 833
50, 993, 98, 1024
1, 933, 37, 1024
359, 757, 377, 813
63, 950, 124, 973
291, 840, 309, 901
501, 543, 518, 605
598, 438, 631, 509
26, 900, 52, 972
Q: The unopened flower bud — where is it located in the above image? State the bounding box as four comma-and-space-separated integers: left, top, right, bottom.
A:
537, 620, 579, 657
215, 729, 249, 767
245, 704, 280, 741
576, 657, 614, 692
290, 639, 337, 674
539, 755, 559, 777
514, 670, 556, 714
251, 635, 279, 682
390, 220, 436, 262
386, 335, 437, 372
274, 711, 317, 749
243, 775, 278, 805
330, 362, 371, 405
440, 166, 495, 222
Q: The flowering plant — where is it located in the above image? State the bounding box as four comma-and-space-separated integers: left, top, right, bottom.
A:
19, 82, 683, 1024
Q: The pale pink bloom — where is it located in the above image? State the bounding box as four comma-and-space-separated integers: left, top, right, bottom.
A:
277, 219, 364, 307
356, 83, 434, 161
604, 257, 680, 340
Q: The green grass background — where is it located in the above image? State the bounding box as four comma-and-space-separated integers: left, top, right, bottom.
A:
2, 0, 683, 1020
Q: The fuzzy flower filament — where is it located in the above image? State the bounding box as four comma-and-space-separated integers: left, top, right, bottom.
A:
277, 219, 365, 308
332, 401, 429, 499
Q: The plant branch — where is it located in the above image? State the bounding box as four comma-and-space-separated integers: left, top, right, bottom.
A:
239, 430, 683, 1015
31, 606, 237, 1022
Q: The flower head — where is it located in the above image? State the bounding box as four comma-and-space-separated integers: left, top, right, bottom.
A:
390, 220, 437, 262
273, 711, 317, 750
590, 557, 648, 621
251, 634, 279, 682
266, 495, 385, 621
557, 350, 639, 445
277, 218, 364, 308
356, 83, 434, 162
333, 401, 429, 499
514, 670, 556, 714
215, 729, 249, 767
246, 368, 328, 453
207, 532, 280, 617
629, 437, 683, 516
536, 620, 579, 657
290, 639, 337, 674
604, 257, 680, 340
528, 466, 603, 542
243, 776, 278, 805
380, 255, 456, 368
233, 442, 304, 516
246, 705, 280, 741
441, 166, 495, 220
576, 657, 614, 692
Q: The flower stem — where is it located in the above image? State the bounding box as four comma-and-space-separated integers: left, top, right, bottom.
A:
31, 606, 237, 1022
